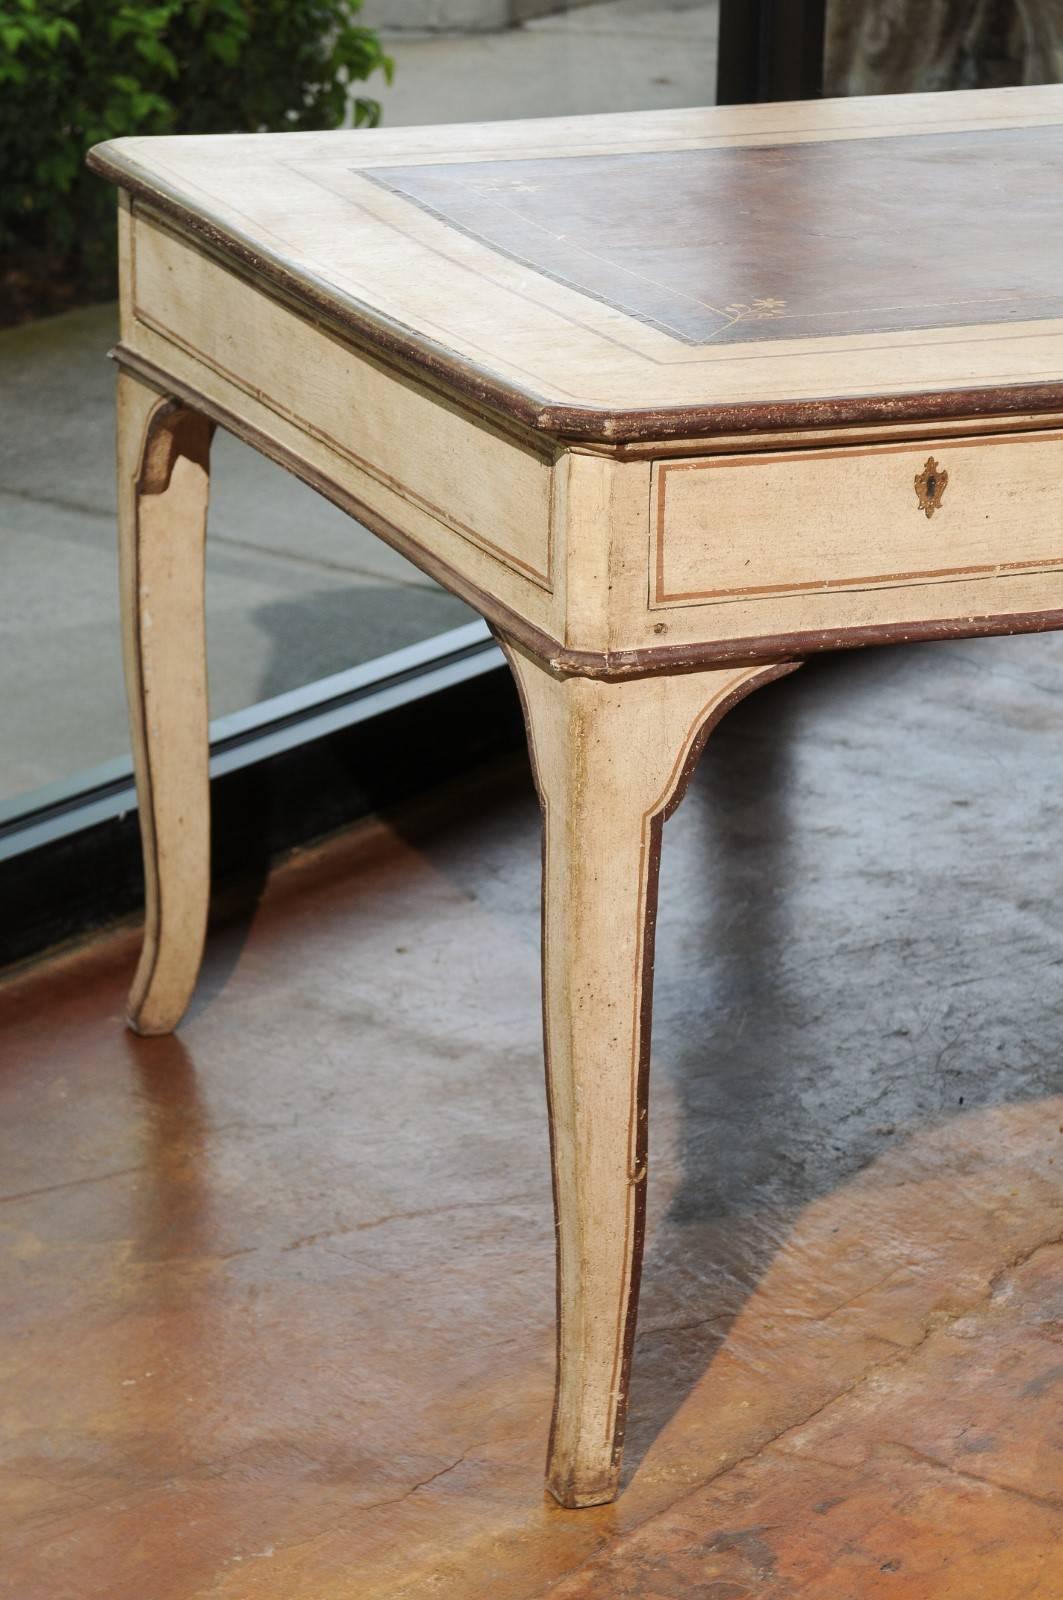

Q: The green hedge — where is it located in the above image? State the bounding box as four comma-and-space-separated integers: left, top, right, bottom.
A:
0, 0, 392, 308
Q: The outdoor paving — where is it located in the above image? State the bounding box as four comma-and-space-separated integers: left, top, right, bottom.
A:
0, 305, 472, 801
0, 0, 717, 808
374, 0, 718, 124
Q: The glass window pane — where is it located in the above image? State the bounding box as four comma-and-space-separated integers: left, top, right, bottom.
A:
1, 0, 719, 811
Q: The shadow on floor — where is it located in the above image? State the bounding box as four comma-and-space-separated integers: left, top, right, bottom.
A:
168, 630, 1063, 1492
185, 579, 492, 1019
620, 636, 1063, 1478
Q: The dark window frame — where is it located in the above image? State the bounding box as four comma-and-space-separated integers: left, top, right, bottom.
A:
716, 0, 827, 105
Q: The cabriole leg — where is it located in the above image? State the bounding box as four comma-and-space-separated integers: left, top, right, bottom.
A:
504, 647, 793, 1507
117, 371, 214, 1036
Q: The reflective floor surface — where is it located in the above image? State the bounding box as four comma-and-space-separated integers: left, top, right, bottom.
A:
4, 635, 1063, 1597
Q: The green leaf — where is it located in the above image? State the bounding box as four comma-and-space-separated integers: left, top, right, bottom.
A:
3, 0, 393, 300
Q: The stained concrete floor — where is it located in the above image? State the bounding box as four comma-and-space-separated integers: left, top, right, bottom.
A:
5, 634, 1063, 1596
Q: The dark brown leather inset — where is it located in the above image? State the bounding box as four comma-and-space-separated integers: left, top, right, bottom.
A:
366, 126, 1063, 345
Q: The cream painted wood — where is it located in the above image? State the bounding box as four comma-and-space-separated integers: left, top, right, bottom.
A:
117, 370, 213, 1036
89, 88, 1063, 422
121, 327, 566, 658
90, 89, 1063, 1513
553, 443, 1063, 661
653, 430, 1063, 607
120, 232, 565, 653
131, 212, 557, 590
504, 648, 793, 1507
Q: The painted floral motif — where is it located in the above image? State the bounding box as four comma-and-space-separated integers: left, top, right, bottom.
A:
706, 296, 788, 338
724, 296, 788, 320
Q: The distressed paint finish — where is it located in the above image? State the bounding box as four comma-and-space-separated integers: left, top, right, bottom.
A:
504, 654, 796, 1505
118, 375, 214, 1035
85, 86, 1063, 1509
88, 88, 1063, 439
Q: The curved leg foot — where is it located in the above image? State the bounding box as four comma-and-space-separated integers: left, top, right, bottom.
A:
118, 372, 214, 1035
503, 648, 795, 1507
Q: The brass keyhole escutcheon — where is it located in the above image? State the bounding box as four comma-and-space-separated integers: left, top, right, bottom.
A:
915, 456, 948, 519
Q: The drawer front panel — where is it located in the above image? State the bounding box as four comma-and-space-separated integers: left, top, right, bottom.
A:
652, 432, 1063, 609
131, 210, 556, 590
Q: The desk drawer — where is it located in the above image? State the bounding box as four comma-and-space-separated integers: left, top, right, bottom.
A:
651, 432, 1063, 609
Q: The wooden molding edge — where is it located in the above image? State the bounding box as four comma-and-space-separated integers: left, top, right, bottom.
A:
111, 345, 1063, 683
88, 146, 1063, 447
572, 610, 1063, 678
111, 343, 568, 669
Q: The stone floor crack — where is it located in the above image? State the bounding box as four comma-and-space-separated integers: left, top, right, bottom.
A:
799, 1265, 909, 1322
0, 1164, 147, 1205
635, 1312, 731, 1342
280, 1190, 541, 1250
537, 1220, 1063, 1597
987, 1226, 1063, 1298
887, 1441, 1063, 1513
272, 1451, 475, 1556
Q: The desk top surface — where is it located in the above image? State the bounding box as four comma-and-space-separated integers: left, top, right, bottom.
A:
90, 86, 1063, 443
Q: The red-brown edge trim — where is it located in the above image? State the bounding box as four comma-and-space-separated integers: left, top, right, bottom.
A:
88, 145, 1063, 447
113, 347, 1063, 685
130, 209, 556, 591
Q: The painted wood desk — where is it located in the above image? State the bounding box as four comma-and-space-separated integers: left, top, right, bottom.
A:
89, 85, 1063, 1508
